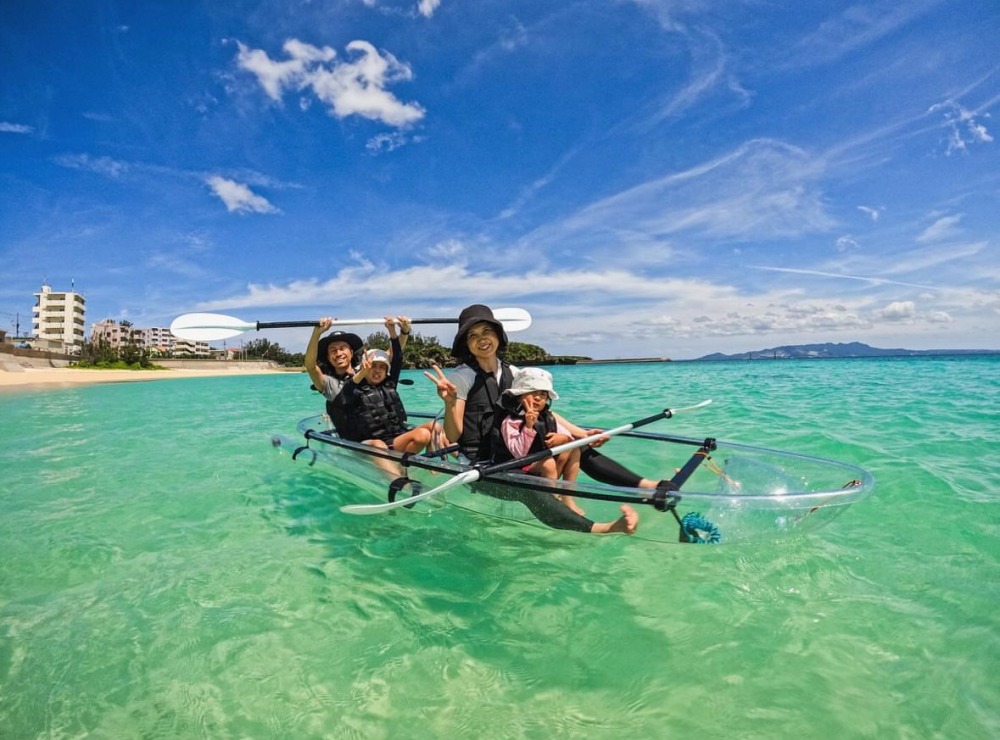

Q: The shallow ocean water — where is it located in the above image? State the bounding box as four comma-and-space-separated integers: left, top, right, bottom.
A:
1, 357, 997, 738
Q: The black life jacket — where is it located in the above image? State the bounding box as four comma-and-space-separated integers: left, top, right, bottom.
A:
320, 370, 359, 439
342, 380, 408, 442
460, 361, 514, 462
491, 407, 557, 464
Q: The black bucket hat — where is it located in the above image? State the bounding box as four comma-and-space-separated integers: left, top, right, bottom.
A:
450, 304, 509, 358
318, 330, 363, 359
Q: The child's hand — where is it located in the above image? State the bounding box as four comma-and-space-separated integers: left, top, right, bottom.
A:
524, 410, 539, 428
545, 432, 572, 447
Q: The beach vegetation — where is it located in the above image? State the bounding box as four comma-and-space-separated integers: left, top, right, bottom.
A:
73, 332, 158, 369
237, 332, 561, 369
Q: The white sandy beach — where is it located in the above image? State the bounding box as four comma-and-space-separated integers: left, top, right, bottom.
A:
0, 365, 292, 393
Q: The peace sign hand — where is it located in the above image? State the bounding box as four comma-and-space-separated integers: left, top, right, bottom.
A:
424, 364, 457, 406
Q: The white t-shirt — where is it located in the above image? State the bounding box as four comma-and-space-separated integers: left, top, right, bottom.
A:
449, 362, 520, 400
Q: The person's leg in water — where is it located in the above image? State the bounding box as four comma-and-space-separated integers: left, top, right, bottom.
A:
580, 448, 674, 490
362, 438, 402, 476
554, 447, 585, 516
480, 483, 638, 535
525, 452, 586, 517
392, 425, 432, 454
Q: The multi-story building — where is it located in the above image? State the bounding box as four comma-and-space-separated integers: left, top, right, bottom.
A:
90, 320, 209, 356
32, 283, 86, 351
90, 318, 136, 347
143, 326, 177, 355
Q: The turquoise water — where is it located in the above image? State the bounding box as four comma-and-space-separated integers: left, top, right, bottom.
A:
1, 357, 997, 738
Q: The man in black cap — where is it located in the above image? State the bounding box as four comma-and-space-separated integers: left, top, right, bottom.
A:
305, 316, 364, 437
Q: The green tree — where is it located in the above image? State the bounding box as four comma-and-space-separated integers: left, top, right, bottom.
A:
361, 330, 451, 368
504, 341, 551, 365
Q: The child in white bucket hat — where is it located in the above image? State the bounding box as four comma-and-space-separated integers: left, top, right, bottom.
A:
343, 316, 445, 455
500, 367, 586, 516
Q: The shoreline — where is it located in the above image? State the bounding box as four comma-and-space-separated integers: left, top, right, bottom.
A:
0, 365, 293, 395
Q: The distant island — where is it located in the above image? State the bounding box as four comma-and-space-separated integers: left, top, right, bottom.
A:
696, 341, 1000, 361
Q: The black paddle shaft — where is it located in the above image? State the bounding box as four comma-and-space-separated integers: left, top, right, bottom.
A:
256, 317, 464, 330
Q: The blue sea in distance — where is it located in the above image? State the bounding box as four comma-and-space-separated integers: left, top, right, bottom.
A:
1, 356, 997, 739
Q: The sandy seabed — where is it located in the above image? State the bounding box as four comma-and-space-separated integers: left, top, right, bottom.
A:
0, 366, 290, 394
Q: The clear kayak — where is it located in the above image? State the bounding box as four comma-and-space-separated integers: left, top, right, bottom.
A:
271, 412, 875, 545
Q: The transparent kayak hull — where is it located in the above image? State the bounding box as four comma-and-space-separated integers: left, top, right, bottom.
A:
271, 414, 875, 545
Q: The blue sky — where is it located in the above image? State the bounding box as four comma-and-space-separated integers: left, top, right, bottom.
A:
2, 0, 998, 359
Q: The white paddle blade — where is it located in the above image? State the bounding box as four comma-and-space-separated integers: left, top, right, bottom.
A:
492, 307, 532, 332
340, 469, 483, 515
169, 313, 256, 341
669, 399, 712, 416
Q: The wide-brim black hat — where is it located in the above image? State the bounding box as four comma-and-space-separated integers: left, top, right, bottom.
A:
318, 330, 363, 359
450, 304, 508, 357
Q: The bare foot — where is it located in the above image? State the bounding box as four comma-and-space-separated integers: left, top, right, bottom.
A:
559, 495, 586, 517
591, 505, 639, 535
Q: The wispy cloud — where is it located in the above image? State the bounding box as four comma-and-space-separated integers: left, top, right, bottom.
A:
752, 265, 936, 290
858, 205, 882, 221
528, 139, 835, 252
916, 214, 962, 243
928, 99, 994, 155
204, 176, 280, 214
786, 0, 943, 68
236, 38, 425, 127
0, 122, 34, 135
53, 153, 129, 178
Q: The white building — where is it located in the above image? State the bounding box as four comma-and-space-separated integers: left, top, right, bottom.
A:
90, 320, 209, 356
32, 283, 86, 350
143, 326, 176, 355
90, 319, 135, 347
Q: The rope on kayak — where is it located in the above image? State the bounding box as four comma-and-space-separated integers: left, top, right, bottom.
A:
651, 441, 723, 544
651, 491, 722, 544
680, 512, 721, 544
791, 478, 866, 525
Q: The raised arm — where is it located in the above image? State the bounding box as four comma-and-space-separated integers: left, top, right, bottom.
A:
305, 317, 333, 389
395, 315, 412, 352
424, 364, 465, 443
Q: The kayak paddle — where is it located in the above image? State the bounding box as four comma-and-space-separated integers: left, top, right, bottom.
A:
170, 307, 532, 342
339, 400, 712, 515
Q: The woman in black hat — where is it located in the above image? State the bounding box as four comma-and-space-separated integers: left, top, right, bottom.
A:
426, 304, 665, 488
305, 316, 364, 438
424, 304, 676, 534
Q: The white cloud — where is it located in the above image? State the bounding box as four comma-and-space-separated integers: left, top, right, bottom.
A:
787, 1, 943, 67
204, 176, 280, 214
873, 300, 916, 321
929, 99, 993, 155
53, 153, 128, 178
836, 235, 859, 251
534, 139, 835, 249
857, 205, 881, 221
237, 38, 425, 127
0, 122, 34, 134
366, 131, 409, 154
916, 214, 961, 243
417, 0, 441, 18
